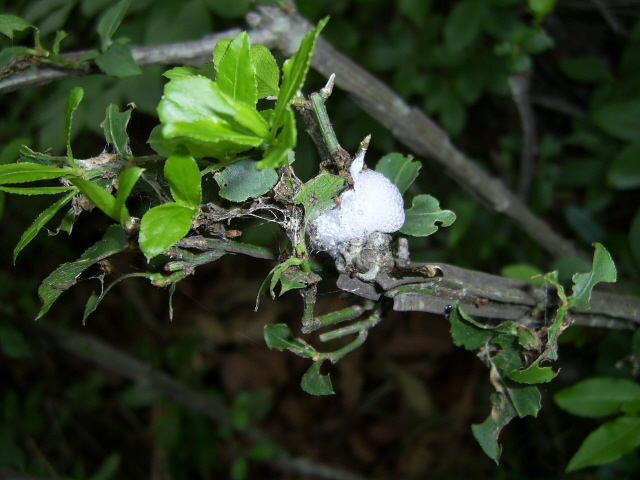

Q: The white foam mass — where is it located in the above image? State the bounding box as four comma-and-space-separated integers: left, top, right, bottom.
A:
311, 151, 405, 255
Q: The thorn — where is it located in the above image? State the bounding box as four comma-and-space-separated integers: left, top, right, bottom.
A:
319, 73, 336, 99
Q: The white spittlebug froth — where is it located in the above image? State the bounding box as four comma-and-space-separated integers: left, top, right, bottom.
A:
311, 150, 405, 255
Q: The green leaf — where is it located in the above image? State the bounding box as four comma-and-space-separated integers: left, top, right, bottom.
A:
399, 194, 456, 236
69, 178, 118, 221
138, 203, 197, 260
500, 263, 544, 287
37, 225, 127, 318
272, 17, 328, 134
0, 186, 76, 195
13, 191, 77, 263
570, 243, 617, 311
251, 44, 280, 98
558, 55, 611, 84
95, 43, 142, 78
592, 98, 640, 142
114, 167, 144, 224
608, 140, 640, 190
528, 0, 557, 18
0, 325, 31, 359
508, 383, 541, 417
0, 163, 76, 184
444, 0, 481, 53
165, 147, 202, 207
101, 104, 133, 160
214, 159, 278, 202
566, 416, 640, 472
64, 87, 84, 165
630, 207, 640, 269
158, 76, 270, 158
96, 0, 132, 51
82, 292, 100, 325
301, 360, 334, 396
257, 107, 297, 169
0, 15, 30, 39
508, 357, 557, 384
216, 32, 257, 106
52, 30, 67, 56
213, 38, 232, 68
293, 170, 344, 215
554, 378, 640, 418
448, 304, 493, 350
279, 269, 321, 296
471, 415, 502, 464
374, 153, 421, 194
263, 323, 316, 358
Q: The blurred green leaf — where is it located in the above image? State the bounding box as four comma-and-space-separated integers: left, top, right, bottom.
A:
528, 0, 556, 18
216, 32, 257, 106
0, 324, 31, 358
374, 153, 421, 194
208, 0, 250, 19
566, 416, 640, 472
13, 190, 77, 263
101, 104, 133, 160
97, 0, 132, 51
301, 360, 334, 396
444, 0, 481, 53
554, 378, 640, 418
630, 207, 640, 268
559, 55, 612, 84
138, 203, 197, 260
400, 194, 456, 236
592, 99, 640, 142
570, 243, 616, 311
500, 263, 544, 286
95, 42, 142, 78
165, 147, 201, 207
608, 140, 640, 190
0, 15, 30, 38
214, 159, 277, 202
563, 204, 605, 244
52, 30, 67, 56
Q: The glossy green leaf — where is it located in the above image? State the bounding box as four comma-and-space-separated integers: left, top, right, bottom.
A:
374, 153, 421, 194
64, 87, 84, 165
70, 178, 118, 221
0, 15, 30, 38
95, 43, 142, 78
608, 140, 640, 190
114, 167, 144, 224
554, 378, 640, 418
509, 358, 557, 384
214, 159, 278, 202
216, 32, 257, 106
165, 147, 201, 206
0, 186, 76, 195
251, 44, 279, 98
138, 203, 197, 260
630, 207, 640, 268
263, 323, 316, 358
570, 243, 617, 311
592, 98, 640, 142
13, 191, 77, 263
301, 360, 334, 396
158, 76, 270, 158
448, 304, 492, 350
400, 194, 456, 236
566, 416, 640, 472
37, 225, 127, 318
272, 17, 328, 133
97, 0, 132, 51
101, 104, 133, 160
0, 163, 76, 184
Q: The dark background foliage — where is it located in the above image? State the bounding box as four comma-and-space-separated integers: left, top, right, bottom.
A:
1, 0, 640, 478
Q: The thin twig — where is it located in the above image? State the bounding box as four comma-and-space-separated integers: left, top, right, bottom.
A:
509, 71, 538, 201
